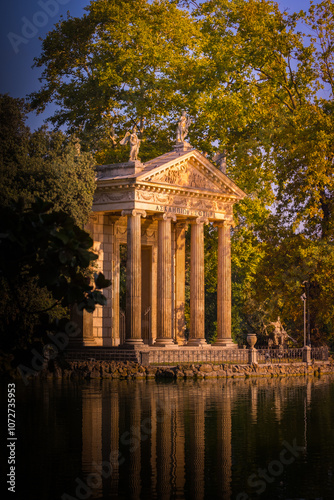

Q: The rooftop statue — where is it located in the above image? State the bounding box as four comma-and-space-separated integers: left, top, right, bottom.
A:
120, 125, 141, 161
176, 111, 191, 143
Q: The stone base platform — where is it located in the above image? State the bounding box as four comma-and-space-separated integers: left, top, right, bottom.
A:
64, 345, 243, 366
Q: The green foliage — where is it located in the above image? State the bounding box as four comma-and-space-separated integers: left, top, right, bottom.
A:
252, 222, 334, 346
0, 95, 110, 363
0, 198, 111, 352
0, 94, 96, 226
30, 0, 199, 162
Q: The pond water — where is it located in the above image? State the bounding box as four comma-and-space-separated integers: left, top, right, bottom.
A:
2, 376, 334, 500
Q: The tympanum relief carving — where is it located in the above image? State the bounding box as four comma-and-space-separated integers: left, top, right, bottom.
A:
149, 164, 224, 193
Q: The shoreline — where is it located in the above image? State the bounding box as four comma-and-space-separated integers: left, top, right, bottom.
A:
9, 358, 334, 382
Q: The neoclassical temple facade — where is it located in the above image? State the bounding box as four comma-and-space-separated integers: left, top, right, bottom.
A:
80, 141, 245, 349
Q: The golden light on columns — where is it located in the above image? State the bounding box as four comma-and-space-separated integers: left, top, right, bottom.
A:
187, 217, 208, 347
122, 209, 146, 346
154, 213, 177, 346
214, 221, 235, 347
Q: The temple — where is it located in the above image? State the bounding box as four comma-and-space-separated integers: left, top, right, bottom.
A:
75, 140, 246, 350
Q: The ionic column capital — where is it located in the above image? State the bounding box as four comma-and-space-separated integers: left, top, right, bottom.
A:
121, 209, 147, 218
188, 216, 209, 225
213, 219, 233, 228
153, 213, 177, 222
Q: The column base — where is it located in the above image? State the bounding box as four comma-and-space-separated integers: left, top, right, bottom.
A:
186, 338, 209, 347
153, 338, 178, 348
213, 339, 237, 348
122, 339, 145, 349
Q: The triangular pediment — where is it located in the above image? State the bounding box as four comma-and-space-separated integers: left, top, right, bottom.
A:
148, 163, 223, 193
138, 149, 246, 199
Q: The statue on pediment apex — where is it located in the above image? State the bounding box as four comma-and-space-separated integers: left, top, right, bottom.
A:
176, 111, 191, 143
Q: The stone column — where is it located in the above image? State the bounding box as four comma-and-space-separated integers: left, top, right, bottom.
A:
187, 218, 207, 346
175, 222, 187, 345
122, 209, 146, 346
155, 214, 176, 346
111, 230, 120, 346
214, 222, 235, 347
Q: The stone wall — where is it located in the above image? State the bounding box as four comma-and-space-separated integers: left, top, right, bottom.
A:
31, 359, 334, 382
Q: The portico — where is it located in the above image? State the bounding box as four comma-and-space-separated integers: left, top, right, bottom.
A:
81, 141, 246, 349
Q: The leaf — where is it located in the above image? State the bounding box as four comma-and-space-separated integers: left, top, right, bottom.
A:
94, 272, 111, 289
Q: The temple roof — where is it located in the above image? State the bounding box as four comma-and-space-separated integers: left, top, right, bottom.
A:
141, 148, 195, 172
93, 145, 246, 221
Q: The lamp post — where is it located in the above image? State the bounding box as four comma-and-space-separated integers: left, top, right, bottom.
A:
301, 293, 306, 348
302, 281, 311, 346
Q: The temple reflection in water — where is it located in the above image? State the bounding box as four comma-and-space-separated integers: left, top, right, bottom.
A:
79, 377, 314, 500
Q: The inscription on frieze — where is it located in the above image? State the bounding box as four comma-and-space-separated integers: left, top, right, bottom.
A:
136, 190, 231, 213
155, 205, 215, 218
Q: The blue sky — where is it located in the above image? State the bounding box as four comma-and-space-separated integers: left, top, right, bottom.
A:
0, 0, 312, 131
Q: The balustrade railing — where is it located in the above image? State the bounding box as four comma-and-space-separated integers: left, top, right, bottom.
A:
257, 348, 303, 363
311, 346, 329, 361
256, 346, 329, 364
148, 348, 249, 365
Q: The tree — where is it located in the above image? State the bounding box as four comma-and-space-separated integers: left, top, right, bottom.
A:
193, 0, 334, 343
0, 198, 110, 369
0, 95, 108, 369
